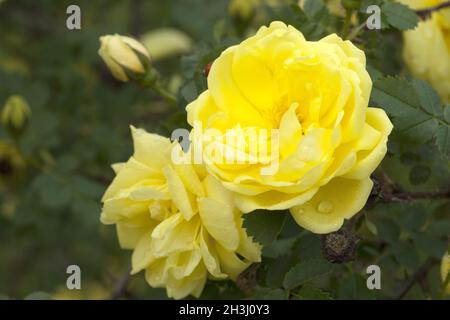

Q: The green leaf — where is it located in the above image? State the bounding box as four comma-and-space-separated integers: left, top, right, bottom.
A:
262, 236, 299, 258
412, 80, 442, 116
374, 217, 400, 243
290, 0, 331, 40
371, 77, 449, 145
294, 284, 333, 300
381, 2, 419, 30
337, 274, 377, 299
265, 255, 297, 288
293, 233, 322, 260
243, 210, 287, 246
391, 242, 420, 270
283, 258, 334, 289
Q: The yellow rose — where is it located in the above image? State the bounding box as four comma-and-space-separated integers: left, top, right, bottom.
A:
442, 251, 450, 295
100, 127, 261, 299
401, 0, 450, 103
186, 21, 392, 234
98, 34, 151, 82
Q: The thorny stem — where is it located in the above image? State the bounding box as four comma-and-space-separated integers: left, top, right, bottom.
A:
374, 170, 450, 203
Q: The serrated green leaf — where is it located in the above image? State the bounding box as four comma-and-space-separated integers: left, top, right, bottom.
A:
243, 210, 287, 246
412, 80, 442, 116
283, 258, 334, 289
372, 77, 446, 144
382, 2, 419, 30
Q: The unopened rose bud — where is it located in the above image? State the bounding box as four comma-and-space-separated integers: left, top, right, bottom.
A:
98, 34, 151, 82
1, 95, 31, 136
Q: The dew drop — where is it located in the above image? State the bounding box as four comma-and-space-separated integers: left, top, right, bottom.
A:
317, 200, 334, 213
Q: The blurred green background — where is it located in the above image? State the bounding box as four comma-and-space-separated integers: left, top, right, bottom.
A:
0, 0, 448, 300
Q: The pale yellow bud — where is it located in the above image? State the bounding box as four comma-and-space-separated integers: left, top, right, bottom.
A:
98, 34, 150, 82
1, 95, 31, 135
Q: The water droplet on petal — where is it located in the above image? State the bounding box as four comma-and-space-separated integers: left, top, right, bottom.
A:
317, 201, 334, 213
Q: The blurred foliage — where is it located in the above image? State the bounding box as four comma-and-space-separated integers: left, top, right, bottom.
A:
0, 0, 448, 300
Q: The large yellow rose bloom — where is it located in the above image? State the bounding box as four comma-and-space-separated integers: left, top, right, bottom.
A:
401, 0, 450, 103
101, 127, 261, 299
186, 21, 392, 234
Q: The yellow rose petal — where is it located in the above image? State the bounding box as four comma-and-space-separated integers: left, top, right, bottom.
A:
198, 197, 239, 251
290, 177, 373, 234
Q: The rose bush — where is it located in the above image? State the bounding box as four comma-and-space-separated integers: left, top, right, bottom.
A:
186, 21, 393, 234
